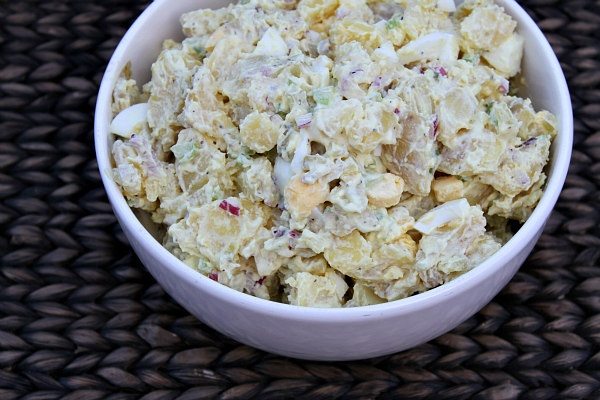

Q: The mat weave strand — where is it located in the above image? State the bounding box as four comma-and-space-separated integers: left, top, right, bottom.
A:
1, 1, 599, 399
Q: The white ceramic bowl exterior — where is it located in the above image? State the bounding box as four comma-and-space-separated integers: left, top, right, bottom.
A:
95, 0, 572, 360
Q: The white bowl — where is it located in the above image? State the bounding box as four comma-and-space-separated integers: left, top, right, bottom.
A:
95, 0, 572, 361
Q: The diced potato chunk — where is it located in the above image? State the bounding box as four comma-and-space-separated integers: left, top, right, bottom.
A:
239, 111, 282, 153
367, 269, 423, 301
324, 230, 373, 279
460, 4, 516, 51
366, 173, 405, 208
331, 19, 383, 51
401, 2, 454, 41
289, 255, 329, 275
371, 233, 417, 269
483, 33, 524, 78
285, 269, 348, 307
181, 8, 229, 37
382, 113, 438, 196
478, 135, 551, 197
346, 282, 385, 307
437, 87, 478, 146
168, 198, 267, 265
239, 157, 279, 207
432, 176, 465, 203
284, 176, 330, 222
488, 174, 546, 222
298, 0, 339, 27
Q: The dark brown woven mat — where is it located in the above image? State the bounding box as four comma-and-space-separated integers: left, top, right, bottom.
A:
1, 1, 599, 399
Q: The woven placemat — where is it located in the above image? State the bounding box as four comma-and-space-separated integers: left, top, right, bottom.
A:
1, 1, 599, 399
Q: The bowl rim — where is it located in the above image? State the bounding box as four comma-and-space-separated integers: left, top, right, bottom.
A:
94, 0, 573, 321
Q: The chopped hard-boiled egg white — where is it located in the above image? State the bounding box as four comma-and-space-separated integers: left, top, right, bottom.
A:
414, 198, 471, 234
290, 132, 311, 174
373, 41, 399, 62
397, 32, 460, 66
273, 157, 293, 196
437, 0, 456, 12
254, 27, 289, 57
111, 0, 557, 307
110, 103, 149, 138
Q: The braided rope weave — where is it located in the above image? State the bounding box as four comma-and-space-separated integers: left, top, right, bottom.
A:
1, 1, 599, 399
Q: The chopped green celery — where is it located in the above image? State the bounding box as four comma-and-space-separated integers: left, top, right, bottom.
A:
193, 46, 207, 59
313, 86, 334, 106
171, 142, 198, 160
487, 105, 499, 127
463, 54, 480, 64
386, 17, 402, 30
485, 102, 494, 114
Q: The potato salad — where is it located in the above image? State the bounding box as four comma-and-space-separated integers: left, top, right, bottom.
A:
110, 0, 557, 307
